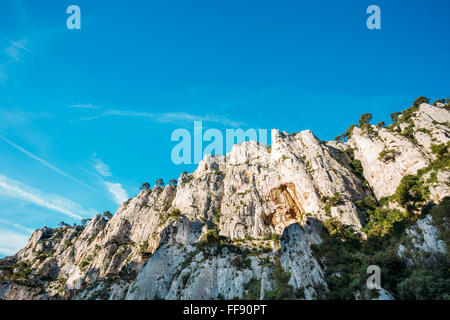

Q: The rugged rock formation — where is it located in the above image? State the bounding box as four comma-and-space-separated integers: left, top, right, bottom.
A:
348, 103, 449, 199
1, 101, 449, 300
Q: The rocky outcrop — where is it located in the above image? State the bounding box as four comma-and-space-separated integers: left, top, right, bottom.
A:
173, 128, 368, 239
397, 214, 446, 266
0, 281, 48, 300
1, 101, 448, 300
278, 219, 326, 299
349, 126, 429, 199
126, 217, 325, 300
348, 103, 449, 199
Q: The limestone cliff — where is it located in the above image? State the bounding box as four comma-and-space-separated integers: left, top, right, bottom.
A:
1, 101, 449, 300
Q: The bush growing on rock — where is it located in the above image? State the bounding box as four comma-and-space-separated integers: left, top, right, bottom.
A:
390, 112, 401, 123
155, 179, 164, 187
358, 113, 373, 127
139, 182, 150, 190
394, 175, 426, 211
103, 211, 113, 220
323, 192, 343, 214
378, 149, 399, 163
263, 258, 295, 300
413, 96, 430, 107
376, 121, 385, 128
431, 142, 450, 160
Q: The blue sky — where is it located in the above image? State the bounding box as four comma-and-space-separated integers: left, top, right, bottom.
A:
0, 0, 449, 257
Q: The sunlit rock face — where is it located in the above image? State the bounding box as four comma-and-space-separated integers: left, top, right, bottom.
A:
1, 103, 448, 300
348, 103, 449, 199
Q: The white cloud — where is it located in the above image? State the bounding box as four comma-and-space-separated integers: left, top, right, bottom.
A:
91, 156, 112, 177
0, 228, 31, 256
91, 155, 128, 206
82, 109, 244, 128
0, 218, 34, 234
71, 104, 99, 109
104, 182, 128, 205
0, 38, 36, 83
0, 174, 96, 220
0, 136, 99, 193
5, 39, 36, 62
5, 43, 20, 61
0, 108, 52, 130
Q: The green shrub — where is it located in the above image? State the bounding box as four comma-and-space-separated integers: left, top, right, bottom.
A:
271, 233, 281, 241
323, 192, 343, 214
398, 266, 450, 300
200, 227, 221, 244
346, 150, 364, 178
400, 123, 418, 144
64, 240, 73, 247
429, 197, 450, 254
359, 113, 373, 127
213, 208, 222, 225
334, 134, 346, 143
310, 222, 364, 299
168, 209, 182, 219
139, 241, 152, 259
390, 112, 401, 123
413, 96, 430, 107
376, 121, 385, 128
363, 207, 411, 239
323, 218, 361, 249
432, 98, 446, 106
243, 278, 261, 299
344, 124, 356, 139
181, 273, 191, 288
263, 258, 295, 300
431, 142, 450, 160
378, 149, 398, 162
231, 256, 252, 271
394, 175, 427, 210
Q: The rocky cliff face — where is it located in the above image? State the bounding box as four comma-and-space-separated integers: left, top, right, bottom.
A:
1, 101, 449, 300
348, 103, 449, 199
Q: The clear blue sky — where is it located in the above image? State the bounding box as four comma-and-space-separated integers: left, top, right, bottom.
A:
0, 0, 449, 256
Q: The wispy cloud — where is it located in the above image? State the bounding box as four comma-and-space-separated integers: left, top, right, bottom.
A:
91, 155, 112, 177
104, 182, 128, 205
0, 37, 36, 83
1, 135, 129, 209
81, 109, 244, 127
5, 39, 36, 62
0, 136, 99, 193
91, 154, 129, 205
70, 103, 99, 109
0, 108, 52, 131
0, 174, 96, 220
0, 228, 30, 256
0, 218, 34, 234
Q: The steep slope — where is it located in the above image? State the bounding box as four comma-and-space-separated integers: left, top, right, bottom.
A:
1, 100, 449, 300
347, 103, 449, 199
